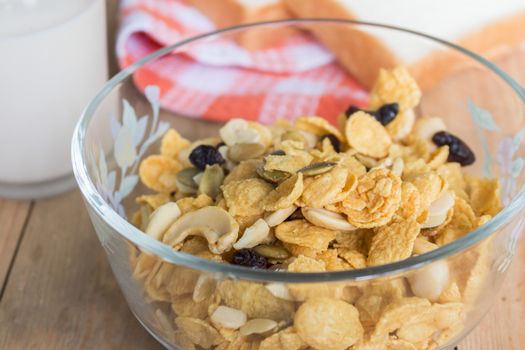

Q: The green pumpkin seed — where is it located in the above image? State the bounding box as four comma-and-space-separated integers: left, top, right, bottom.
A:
176, 167, 200, 193
281, 130, 307, 144
228, 143, 266, 162
271, 149, 286, 156
198, 164, 225, 198
298, 161, 337, 176
256, 164, 290, 183
254, 244, 290, 260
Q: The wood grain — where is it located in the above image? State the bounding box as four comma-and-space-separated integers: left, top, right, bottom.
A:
459, 237, 525, 350
0, 199, 31, 297
0, 191, 162, 350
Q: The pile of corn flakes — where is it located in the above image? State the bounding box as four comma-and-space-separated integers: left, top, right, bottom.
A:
129, 67, 502, 350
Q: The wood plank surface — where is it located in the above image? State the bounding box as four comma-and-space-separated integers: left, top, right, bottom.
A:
0, 191, 162, 350
0, 199, 31, 297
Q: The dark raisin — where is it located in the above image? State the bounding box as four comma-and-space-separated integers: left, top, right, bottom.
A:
375, 103, 399, 126
432, 131, 475, 166
189, 145, 225, 170
271, 149, 286, 156
321, 134, 341, 152
345, 103, 399, 126
232, 249, 268, 269
215, 142, 226, 149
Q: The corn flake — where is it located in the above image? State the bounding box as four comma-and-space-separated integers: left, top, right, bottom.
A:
367, 218, 420, 266
435, 197, 478, 245
174, 317, 224, 348
176, 193, 214, 215
161, 128, 191, 158
294, 297, 364, 350
139, 155, 183, 193
222, 178, 273, 217
371, 297, 431, 341
223, 159, 262, 185
345, 112, 392, 158
171, 293, 213, 319
136, 193, 172, 210
386, 109, 415, 141
264, 154, 309, 173
338, 248, 367, 269
341, 168, 402, 228
395, 182, 421, 220
317, 249, 352, 271
263, 173, 304, 211
217, 280, 295, 321
275, 220, 336, 250
369, 66, 421, 111
300, 166, 348, 208
466, 175, 502, 217
282, 242, 319, 259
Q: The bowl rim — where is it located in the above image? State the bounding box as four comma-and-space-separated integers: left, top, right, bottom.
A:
72, 18, 525, 283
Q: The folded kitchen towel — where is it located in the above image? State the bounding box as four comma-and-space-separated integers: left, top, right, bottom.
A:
116, 0, 368, 124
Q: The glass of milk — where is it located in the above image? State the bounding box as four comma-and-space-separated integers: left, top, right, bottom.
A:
0, 0, 108, 199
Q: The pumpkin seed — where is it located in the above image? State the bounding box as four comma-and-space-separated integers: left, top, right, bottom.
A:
281, 130, 307, 144
228, 143, 266, 162
271, 149, 286, 156
254, 244, 290, 260
298, 161, 337, 176
198, 164, 225, 198
256, 164, 289, 183
175, 167, 200, 193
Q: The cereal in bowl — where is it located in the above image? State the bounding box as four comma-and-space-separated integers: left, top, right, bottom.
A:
129, 67, 502, 350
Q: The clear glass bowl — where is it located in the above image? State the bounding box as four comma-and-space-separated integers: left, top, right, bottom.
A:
72, 20, 525, 350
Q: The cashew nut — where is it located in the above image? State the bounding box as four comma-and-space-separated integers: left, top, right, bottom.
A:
162, 206, 239, 254
145, 202, 181, 240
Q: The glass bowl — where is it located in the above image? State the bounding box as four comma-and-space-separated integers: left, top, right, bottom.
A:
72, 19, 525, 350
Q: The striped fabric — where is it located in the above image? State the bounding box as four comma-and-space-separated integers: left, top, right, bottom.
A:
117, 0, 368, 124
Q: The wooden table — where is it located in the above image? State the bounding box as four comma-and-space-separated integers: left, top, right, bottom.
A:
1, 3, 525, 349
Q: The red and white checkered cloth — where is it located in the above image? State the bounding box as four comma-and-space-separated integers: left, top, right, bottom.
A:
117, 0, 368, 124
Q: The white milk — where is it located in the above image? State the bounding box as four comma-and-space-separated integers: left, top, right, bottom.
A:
0, 0, 107, 197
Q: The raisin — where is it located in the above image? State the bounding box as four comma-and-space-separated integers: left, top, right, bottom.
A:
375, 103, 399, 125
189, 145, 225, 170
432, 131, 475, 166
215, 142, 226, 149
345, 103, 399, 126
232, 249, 268, 269
321, 134, 341, 152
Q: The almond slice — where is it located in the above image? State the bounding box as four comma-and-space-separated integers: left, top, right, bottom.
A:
264, 206, 297, 227
301, 207, 356, 232
233, 218, 271, 250
210, 306, 247, 330
422, 191, 455, 229
265, 283, 294, 301
239, 319, 278, 336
